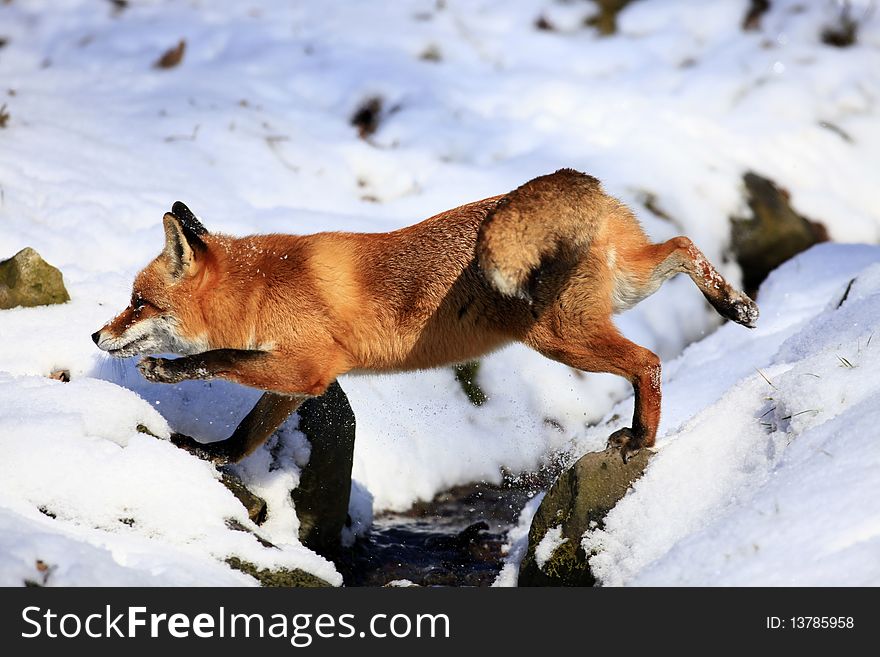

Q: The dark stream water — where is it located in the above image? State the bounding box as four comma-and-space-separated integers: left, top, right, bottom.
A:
339, 477, 547, 587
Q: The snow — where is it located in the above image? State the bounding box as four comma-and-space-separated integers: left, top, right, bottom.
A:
492, 493, 543, 587
581, 244, 880, 586
342, 480, 374, 548
0, 506, 255, 587
0, 371, 342, 586
0, 1, 878, 585
534, 525, 568, 570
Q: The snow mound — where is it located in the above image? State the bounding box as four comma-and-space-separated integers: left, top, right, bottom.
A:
581, 244, 880, 586
0, 372, 341, 586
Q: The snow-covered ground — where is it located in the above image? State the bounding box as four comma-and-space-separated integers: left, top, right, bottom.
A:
0, 1, 878, 585
581, 244, 880, 586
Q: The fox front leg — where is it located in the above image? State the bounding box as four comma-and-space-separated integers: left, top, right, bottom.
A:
169, 391, 308, 465
138, 356, 200, 384
137, 348, 324, 464
137, 348, 344, 464
137, 349, 269, 385
137, 347, 339, 397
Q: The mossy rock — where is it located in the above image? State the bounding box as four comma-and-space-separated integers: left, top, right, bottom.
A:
584, 0, 637, 36
0, 247, 70, 309
225, 557, 333, 588
518, 448, 651, 586
730, 172, 828, 297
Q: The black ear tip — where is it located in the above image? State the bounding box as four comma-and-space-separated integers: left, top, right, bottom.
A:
171, 201, 191, 217
169, 201, 208, 237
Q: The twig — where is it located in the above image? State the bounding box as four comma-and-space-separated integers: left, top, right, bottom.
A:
756, 368, 776, 389
781, 409, 818, 421
836, 277, 856, 308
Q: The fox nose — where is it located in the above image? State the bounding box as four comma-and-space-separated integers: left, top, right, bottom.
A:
91, 330, 101, 345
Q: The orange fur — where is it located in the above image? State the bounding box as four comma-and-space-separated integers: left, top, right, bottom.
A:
94, 169, 758, 462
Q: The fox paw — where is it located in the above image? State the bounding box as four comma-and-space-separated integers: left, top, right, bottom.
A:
730, 292, 759, 328
137, 357, 182, 384
606, 427, 644, 463
715, 291, 759, 329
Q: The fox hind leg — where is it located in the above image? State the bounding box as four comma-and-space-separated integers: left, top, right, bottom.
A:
530, 326, 661, 461
645, 237, 759, 328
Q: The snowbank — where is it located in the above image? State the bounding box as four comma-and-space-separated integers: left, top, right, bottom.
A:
0, 372, 341, 586
580, 244, 880, 586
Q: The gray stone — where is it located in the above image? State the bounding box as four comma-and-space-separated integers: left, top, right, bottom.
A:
518, 448, 651, 586
0, 247, 70, 309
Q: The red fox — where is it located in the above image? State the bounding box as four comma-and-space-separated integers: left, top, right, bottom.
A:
93, 169, 757, 463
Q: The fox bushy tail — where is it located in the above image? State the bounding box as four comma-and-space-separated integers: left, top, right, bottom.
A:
476, 168, 604, 298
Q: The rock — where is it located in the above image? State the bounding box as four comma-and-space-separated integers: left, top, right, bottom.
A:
220, 472, 268, 525
584, 0, 637, 36
0, 247, 70, 309
518, 448, 651, 586
225, 557, 332, 587
291, 380, 356, 557
742, 0, 770, 31
730, 172, 829, 298
821, 3, 860, 48
224, 518, 276, 548
138, 382, 355, 559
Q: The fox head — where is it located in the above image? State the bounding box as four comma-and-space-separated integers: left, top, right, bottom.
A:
92, 202, 214, 358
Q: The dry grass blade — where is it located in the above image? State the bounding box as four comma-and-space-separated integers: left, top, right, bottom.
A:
756, 368, 776, 389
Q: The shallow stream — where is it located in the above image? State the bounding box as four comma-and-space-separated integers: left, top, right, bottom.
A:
339, 478, 545, 587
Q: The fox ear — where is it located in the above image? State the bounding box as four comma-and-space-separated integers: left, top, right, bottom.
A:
171, 201, 208, 236
162, 212, 206, 279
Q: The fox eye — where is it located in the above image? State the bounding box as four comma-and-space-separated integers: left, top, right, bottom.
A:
132, 295, 164, 314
